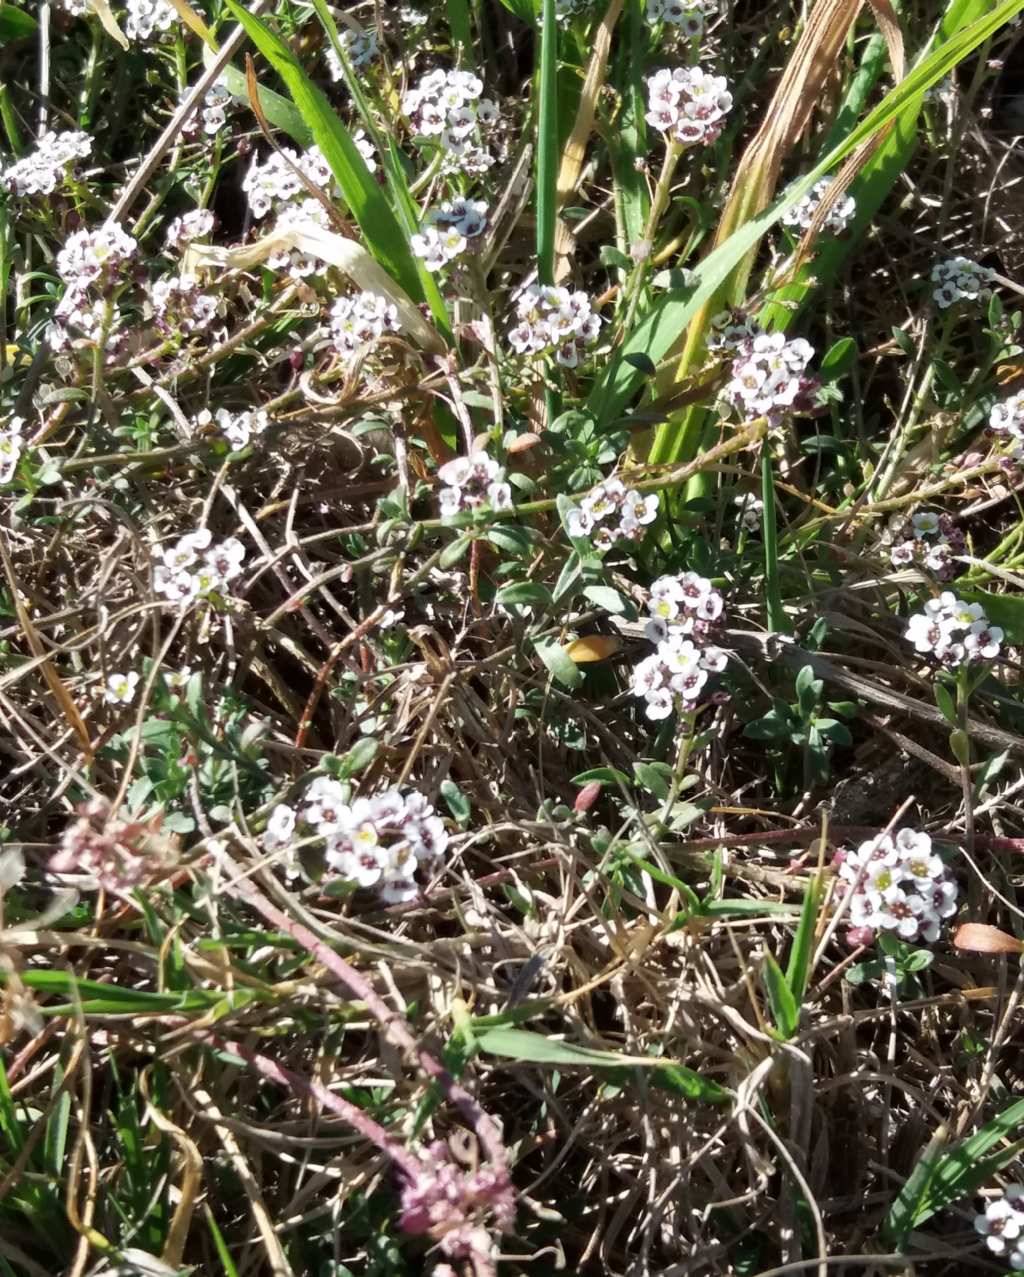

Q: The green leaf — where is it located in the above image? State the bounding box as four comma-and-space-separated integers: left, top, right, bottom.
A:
762, 952, 799, 1039
583, 585, 627, 613
819, 336, 858, 381
487, 524, 536, 555
475, 1027, 730, 1102
534, 637, 583, 688
785, 871, 823, 1008
495, 581, 553, 609
762, 452, 788, 636
218, 63, 312, 147
633, 760, 673, 800
440, 534, 473, 568
440, 778, 472, 826
339, 736, 378, 779
0, 5, 36, 42
552, 551, 583, 602
572, 766, 631, 787
701, 899, 800, 918
223, 0, 427, 305
495, 0, 538, 22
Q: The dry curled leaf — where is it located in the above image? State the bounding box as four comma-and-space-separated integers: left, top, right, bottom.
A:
563, 635, 622, 663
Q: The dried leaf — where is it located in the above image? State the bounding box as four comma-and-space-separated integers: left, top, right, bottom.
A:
563, 635, 621, 663
953, 923, 1024, 955
186, 222, 444, 353
87, 0, 129, 49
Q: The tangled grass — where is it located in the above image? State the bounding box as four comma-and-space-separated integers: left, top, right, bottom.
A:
3, 0, 1024, 1274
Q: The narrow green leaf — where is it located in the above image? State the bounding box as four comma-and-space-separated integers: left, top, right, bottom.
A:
339, 736, 378, 779
762, 451, 788, 635
0, 5, 36, 41
223, 0, 426, 304
496, 580, 553, 609
536, 0, 558, 284
785, 870, 823, 1007
762, 952, 799, 1039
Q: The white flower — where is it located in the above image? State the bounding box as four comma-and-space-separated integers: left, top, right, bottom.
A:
0, 416, 24, 483
403, 68, 497, 172
645, 66, 732, 147
508, 284, 601, 362
124, 0, 176, 39
931, 256, 994, 308
838, 828, 959, 946
976, 1187, 1024, 1266
724, 332, 819, 424
242, 146, 333, 220
0, 129, 92, 196
905, 594, 1001, 667
325, 26, 379, 78
56, 222, 137, 290
165, 208, 216, 251
105, 672, 140, 705
153, 530, 246, 604
991, 390, 1024, 441
438, 450, 512, 520
646, 0, 715, 37
330, 290, 401, 357
215, 407, 269, 451
264, 804, 296, 848
782, 178, 856, 235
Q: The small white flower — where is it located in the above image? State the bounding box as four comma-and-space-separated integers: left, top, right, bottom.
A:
105, 672, 140, 705
782, 178, 856, 235
0, 129, 92, 196
264, 804, 297, 848
931, 256, 994, 308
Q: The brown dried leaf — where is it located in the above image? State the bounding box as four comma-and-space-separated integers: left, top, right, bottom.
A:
953, 923, 1024, 955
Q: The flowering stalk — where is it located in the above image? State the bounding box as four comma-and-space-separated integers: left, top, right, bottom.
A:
620, 137, 682, 333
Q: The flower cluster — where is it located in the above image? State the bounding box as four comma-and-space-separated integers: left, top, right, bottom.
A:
555, 0, 593, 15
124, 0, 175, 40
990, 389, 1024, 455
199, 84, 231, 136
838, 828, 958, 945
931, 255, 994, 309
631, 573, 727, 719
0, 416, 24, 484
887, 511, 964, 580
166, 208, 216, 252
153, 528, 246, 604
645, 66, 733, 147
242, 146, 335, 220
905, 593, 1003, 666
508, 284, 602, 366
734, 492, 763, 532
329, 291, 400, 357
724, 331, 820, 424
51, 221, 138, 350
50, 799, 175, 894
782, 178, 856, 235
411, 199, 488, 272
325, 25, 379, 78
0, 128, 92, 196
646, 0, 715, 35
565, 478, 658, 552
438, 451, 512, 520
202, 407, 269, 452
402, 69, 498, 174
151, 273, 219, 337
400, 1141, 515, 1265
707, 308, 761, 353
266, 780, 449, 902
975, 1185, 1024, 1269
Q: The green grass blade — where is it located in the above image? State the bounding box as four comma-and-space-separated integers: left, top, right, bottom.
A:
761, 952, 799, 1039
206, 1205, 241, 1277
223, 0, 427, 305
536, 0, 558, 283
446, 0, 474, 60
762, 451, 787, 636
308, 0, 451, 341
590, 0, 1024, 427
881, 1101, 1024, 1245
609, 0, 650, 264
785, 870, 823, 1006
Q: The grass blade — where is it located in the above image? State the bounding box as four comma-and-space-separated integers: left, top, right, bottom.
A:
785, 870, 824, 1006
761, 952, 799, 1039
762, 450, 787, 636
223, 0, 427, 305
536, 0, 558, 283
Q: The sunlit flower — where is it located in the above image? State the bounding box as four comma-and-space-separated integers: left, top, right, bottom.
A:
105, 671, 140, 705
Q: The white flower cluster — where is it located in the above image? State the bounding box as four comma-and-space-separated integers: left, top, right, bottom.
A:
887, 511, 964, 580
124, 0, 175, 40
325, 26, 379, 78
555, 0, 592, 15
51, 222, 137, 349
0, 129, 92, 196
166, 208, 216, 252
905, 592, 1003, 666
267, 198, 332, 279
151, 273, 219, 336
200, 407, 269, 452
631, 573, 727, 719
565, 477, 658, 552
402, 69, 498, 174
734, 492, 763, 531
56, 0, 88, 12
645, 66, 732, 147
646, 0, 715, 35
199, 84, 231, 136
724, 331, 819, 424
266, 781, 449, 902
931, 255, 994, 309
707, 308, 761, 353
153, 528, 246, 604
438, 451, 512, 519
782, 178, 856, 235
411, 199, 488, 272
975, 1185, 1024, 1269
839, 828, 958, 945
990, 389, 1024, 455
0, 417, 24, 484
242, 145, 335, 220
329, 291, 400, 357
508, 284, 602, 366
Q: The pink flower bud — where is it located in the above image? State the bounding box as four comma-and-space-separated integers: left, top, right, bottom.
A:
574, 781, 602, 813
